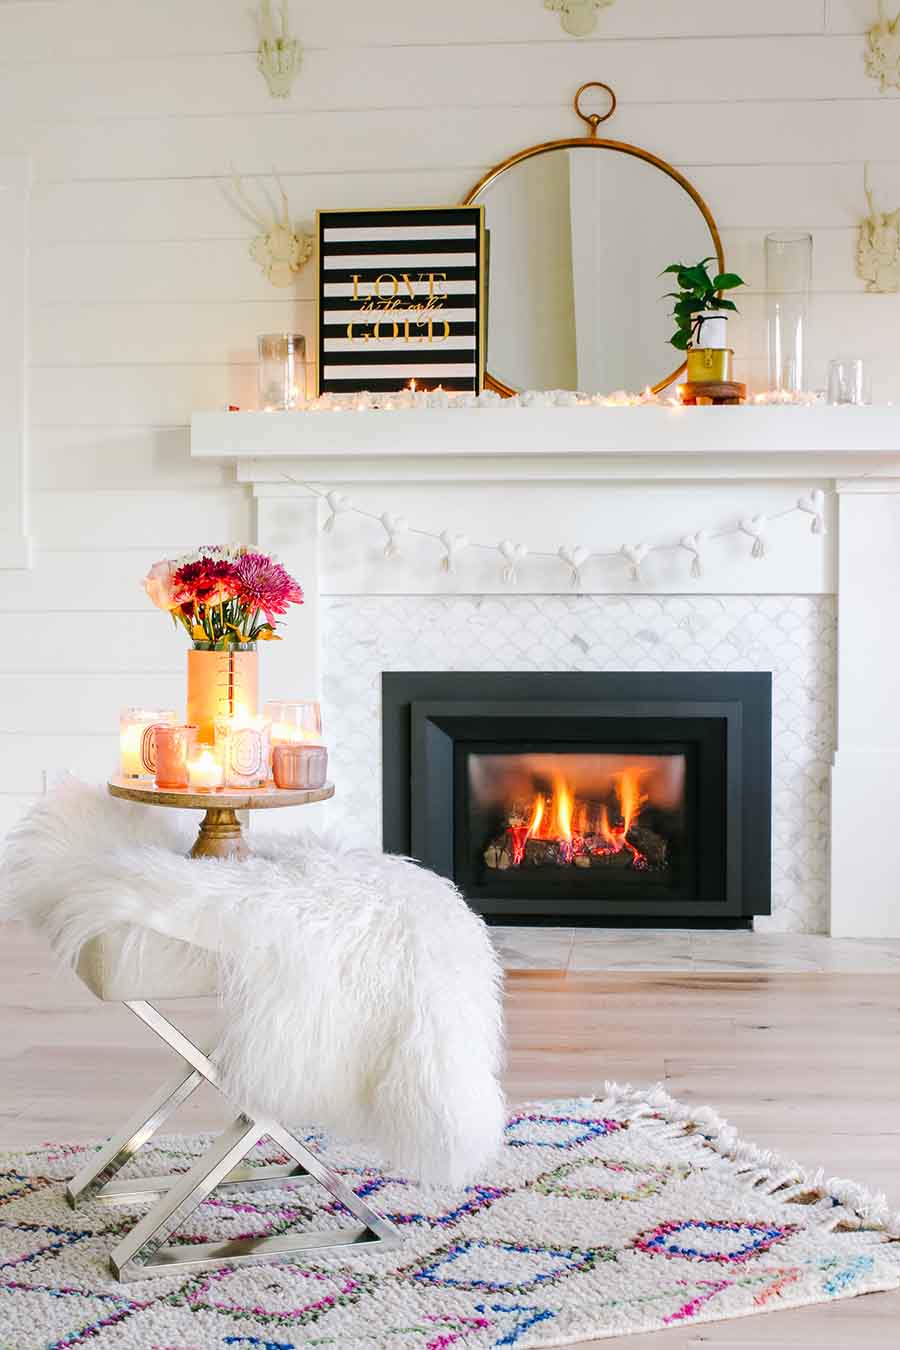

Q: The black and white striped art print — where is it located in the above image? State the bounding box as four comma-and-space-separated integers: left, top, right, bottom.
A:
316, 207, 485, 394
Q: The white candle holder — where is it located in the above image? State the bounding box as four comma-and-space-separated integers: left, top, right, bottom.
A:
215, 715, 271, 788
119, 707, 176, 779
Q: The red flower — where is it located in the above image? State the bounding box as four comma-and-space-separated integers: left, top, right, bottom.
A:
232, 552, 304, 624
173, 557, 239, 607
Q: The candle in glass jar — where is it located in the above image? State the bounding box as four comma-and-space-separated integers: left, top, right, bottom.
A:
215, 714, 270, 788
187, 746, 225, 792
120, 708, 176, 779
272, 743, 328, 791
155, 725, 199, 790
264, 700, 323, 747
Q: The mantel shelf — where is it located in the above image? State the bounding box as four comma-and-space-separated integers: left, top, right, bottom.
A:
191, 406, 900, 484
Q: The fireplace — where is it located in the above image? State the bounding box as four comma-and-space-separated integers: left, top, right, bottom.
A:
382, 672, 771, 926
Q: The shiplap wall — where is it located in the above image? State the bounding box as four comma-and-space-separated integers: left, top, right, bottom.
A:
0, 0, 897, 829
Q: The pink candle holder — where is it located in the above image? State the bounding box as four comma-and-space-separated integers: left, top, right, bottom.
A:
155, 725, 199, 789
272, 744, 328, 790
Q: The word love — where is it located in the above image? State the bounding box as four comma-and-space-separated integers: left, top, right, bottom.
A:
347, 271, 451, 344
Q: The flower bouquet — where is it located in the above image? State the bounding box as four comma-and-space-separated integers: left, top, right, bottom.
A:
143, 547, 304, 742
143, 546, 303, 648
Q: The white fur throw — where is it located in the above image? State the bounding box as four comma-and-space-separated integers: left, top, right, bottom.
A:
0, 780, 505, 1186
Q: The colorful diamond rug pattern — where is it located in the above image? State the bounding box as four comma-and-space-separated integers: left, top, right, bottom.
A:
1, 1084, 899, 1348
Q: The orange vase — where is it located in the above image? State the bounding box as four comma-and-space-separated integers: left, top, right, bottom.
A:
187, 643, 258, 744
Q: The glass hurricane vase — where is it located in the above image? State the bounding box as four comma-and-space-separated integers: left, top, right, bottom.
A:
765, 232, 813, 395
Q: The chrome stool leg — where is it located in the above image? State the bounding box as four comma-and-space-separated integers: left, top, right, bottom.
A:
68, 1000, 401, 1281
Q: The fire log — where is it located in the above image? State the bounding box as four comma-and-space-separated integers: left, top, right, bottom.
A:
626, 825, 668, 867
484, 837, 513, 869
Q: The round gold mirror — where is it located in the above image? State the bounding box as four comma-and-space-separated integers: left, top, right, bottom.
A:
463, 83, 724, 395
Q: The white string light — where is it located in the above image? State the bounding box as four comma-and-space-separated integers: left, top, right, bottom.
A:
285, 477, 835, 585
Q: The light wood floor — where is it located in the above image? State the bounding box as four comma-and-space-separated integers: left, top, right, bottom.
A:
2, 920, 899, 1348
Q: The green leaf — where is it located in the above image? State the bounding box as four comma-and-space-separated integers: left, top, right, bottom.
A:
661, 263, 686, 275
674, 298, 705, 315
713, 273, 745, 290
670, 330, 691, 351
713, 298, 739, 312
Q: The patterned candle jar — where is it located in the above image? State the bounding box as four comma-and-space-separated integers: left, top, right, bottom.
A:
215, 714, 271, 789
119, 707, 176, 779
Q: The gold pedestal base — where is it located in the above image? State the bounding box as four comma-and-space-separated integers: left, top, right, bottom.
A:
189, 807, 251, 862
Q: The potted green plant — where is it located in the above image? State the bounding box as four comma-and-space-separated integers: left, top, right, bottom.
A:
662, 258, 745, 383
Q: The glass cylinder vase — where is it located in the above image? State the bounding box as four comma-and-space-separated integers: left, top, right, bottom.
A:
258, 333, 306, 410
187, 643, 258, 746
765, 232, 812, 395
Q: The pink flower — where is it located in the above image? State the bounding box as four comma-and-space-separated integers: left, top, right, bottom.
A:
232, 552, 304, 624
142, 559, 180, 611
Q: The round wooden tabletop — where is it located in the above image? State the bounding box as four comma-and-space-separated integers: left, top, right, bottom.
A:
108, 776, 335, 811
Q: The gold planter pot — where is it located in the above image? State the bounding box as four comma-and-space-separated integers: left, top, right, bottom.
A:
687, 348, 734, 384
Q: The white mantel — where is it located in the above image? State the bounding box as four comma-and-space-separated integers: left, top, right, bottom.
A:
193, 404, 900, 482
192, 405, 900, 940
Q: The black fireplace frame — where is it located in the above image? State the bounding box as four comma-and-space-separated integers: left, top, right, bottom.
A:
382, 672, 772, 927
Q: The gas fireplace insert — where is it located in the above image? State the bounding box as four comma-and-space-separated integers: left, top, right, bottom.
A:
383, 672, 771, 926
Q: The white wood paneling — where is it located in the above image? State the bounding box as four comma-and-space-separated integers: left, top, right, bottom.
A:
31, 101, 900, 185
0, 154, 31, 568
30, 489, 252, 548
0, 38, 883, 124
0, 1, 833, 64
3, 0, 900, 844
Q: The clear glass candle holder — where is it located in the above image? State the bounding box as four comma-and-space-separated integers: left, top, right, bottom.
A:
215, 715, 271, 788
119, 707, 176, 779
827, 358, 871, 406
155, 725, 199, 789
258, 333, 306, 410
264, 700, 323, 747
186, 743, 225, 793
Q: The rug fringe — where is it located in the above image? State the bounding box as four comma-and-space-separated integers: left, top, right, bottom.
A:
583, 1081, 900, 1240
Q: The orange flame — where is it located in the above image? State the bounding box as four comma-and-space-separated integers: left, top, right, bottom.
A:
511, 764, 650, 867
615, 768, 649, 835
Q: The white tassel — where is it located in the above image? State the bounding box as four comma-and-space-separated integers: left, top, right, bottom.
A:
439, 531, 469, 574
740, 515, 768, 559
558, 544, 591, 589
681, 530, 709, 580
797, 489, 826, 535
380, 512, 408, 560
322, 490, 351, 533
498, 539, 528, 585
620, 542, 652, 583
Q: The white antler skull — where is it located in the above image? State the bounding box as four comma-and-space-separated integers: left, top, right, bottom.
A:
544, 0, 615, 38
226, 167, 313, 288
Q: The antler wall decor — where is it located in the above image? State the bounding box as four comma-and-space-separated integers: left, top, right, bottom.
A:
544, 0, 615, 38
225, 169, 313, 288
865, 1, 900, 91
857, 163, 900, 293
257, 0, 302, 98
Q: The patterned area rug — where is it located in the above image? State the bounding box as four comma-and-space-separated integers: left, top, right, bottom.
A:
2, 1084, 899, 1349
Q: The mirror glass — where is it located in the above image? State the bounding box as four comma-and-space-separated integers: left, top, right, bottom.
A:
472, 145, 720, 393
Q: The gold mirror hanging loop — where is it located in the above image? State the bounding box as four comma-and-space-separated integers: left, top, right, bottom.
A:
574, 80, 617, 137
